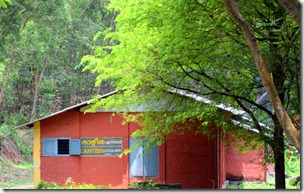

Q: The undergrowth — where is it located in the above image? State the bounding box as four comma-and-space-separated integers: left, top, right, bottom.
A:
35, 178, 111, 189
0, 159, 33, 189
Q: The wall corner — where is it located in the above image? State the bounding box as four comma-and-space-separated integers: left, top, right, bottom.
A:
33, 121, 41, 187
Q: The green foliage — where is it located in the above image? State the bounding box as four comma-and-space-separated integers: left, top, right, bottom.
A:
0, 123, 32, 161
83, 1, 299, 189
0, 0, 115, 128
0, 0, 11, 8
289, 176, 300, 188
12, 161, 33, 169
229, 181, 274, 189
35, 178, 110, 189
129, 180, 181, 189
228, 178, 299, 190
35, 180, 60, 189
11, 130, 33, 161
82, 0, 249, 146
129, 180, 158, 189
0, 124, 11, 137
0, 159, 33, 189
284, 148, 300, 178
83, 0, 300, 155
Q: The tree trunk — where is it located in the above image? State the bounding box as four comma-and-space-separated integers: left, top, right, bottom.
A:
0, 76, 7, 110
223, 0, 300, 152
0, 52, 15, 110
30, 56, 49, 121
276, 0, 300, 26
272, 122, 286, 189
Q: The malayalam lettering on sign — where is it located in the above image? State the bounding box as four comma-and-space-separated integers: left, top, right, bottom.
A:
80, 137, 122, 156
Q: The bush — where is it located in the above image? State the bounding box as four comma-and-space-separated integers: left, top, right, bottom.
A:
10, 130, 33, 161
285, 148, 300, 178
0, 124, 11, 137
35, 178, 109, 189
129, 180, 158, 189
129, 180, 181, 189
36, 180, 61, 189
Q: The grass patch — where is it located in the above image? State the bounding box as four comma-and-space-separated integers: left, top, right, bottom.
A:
12, 162, 34, 169
0, 178, 33, 189
35, 178, 110, 189
0, 158, 33, 189
228, 178, 300, 189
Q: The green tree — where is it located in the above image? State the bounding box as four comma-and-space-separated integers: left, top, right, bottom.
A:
0, 0, 11, 8
83, 0, 300, 189
223, 0, 300, 188
0, 0, 115, 125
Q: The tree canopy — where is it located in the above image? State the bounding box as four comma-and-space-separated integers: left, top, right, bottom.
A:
83, 0, 300, 189
84, 0, 299, 142
0, 0, 300, 189
0, 0, 115, 126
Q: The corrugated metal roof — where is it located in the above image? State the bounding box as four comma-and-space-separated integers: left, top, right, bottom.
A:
171, 89, 245, 115
13, 89, 266, 134
13, 90, 118, 130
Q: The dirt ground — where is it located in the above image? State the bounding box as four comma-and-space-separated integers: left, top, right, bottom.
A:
5, 183, 34, 189
0, 158, 33, 189
0, 134, 33, 189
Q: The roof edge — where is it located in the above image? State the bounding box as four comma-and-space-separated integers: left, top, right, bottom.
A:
13, 90, 118, 130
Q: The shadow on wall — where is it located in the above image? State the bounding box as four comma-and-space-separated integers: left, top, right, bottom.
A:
226, 142, 266, 182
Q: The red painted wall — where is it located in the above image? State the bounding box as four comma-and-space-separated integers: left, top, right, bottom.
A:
165, 133, 217, 188
79, 112, 129, 187
39, 110, 264, 188
41, 110, 81, 184
41, 111, 130, 187
226, 135, 266, 182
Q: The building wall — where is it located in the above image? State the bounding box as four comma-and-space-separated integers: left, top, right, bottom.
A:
39, 110, 265, 188
40, 110, 81, 184
40, 111, 130, 187
226, 135, 266, 182
165, 133, 217, 188
79, 112, 129, 187
39, 110, 223, 188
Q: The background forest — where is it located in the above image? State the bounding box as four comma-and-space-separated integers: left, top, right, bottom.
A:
0, 0, 114, 131
0, 0, 301, 189
0, 0, 114, 187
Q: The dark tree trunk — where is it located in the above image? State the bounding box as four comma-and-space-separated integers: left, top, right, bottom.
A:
272, 122, 286, 189
271, 43, 287, 189
223, 0, 300, 153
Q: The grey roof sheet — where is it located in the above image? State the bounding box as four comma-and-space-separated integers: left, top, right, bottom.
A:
13, 91, 118, 130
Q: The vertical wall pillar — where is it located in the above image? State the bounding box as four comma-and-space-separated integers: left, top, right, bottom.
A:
33, 121, 41, 186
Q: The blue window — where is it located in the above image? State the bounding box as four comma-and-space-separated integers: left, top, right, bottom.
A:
129, 138, 159, 178
42, 138, 80, 156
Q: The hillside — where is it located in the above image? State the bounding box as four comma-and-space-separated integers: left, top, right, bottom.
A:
0, 130, 34, 189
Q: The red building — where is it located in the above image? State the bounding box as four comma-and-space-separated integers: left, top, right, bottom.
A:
15, 91, 266, 189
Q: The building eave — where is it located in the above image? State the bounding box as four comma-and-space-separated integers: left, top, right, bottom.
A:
13, 90, 118, 130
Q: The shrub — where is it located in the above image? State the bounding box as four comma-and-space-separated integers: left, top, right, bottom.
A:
36, 180, 61, 189
285, 148, 300, 178
129, 180, 158, 189
35, 178, 109, 189
129, 180, 181, 189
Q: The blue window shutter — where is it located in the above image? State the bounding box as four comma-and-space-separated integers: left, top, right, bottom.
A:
69, 139, 80, 155
129, 138, 144, 177
144, 145, 159, 177
42, 138, 57, 156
